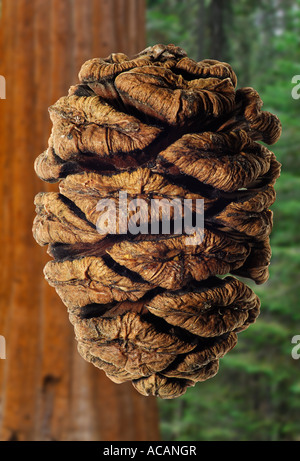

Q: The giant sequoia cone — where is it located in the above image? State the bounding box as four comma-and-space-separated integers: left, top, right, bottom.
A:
33, 44, 281, 399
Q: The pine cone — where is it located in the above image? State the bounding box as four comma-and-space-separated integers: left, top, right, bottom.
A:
33, 44, 281, 399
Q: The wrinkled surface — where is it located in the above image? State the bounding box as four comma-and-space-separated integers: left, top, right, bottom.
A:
33, 44, 281, 399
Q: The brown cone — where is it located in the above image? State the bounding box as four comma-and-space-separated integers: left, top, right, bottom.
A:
33, 44, 281, 398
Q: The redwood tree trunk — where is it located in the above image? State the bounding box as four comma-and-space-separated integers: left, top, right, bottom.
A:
0, 0, 160, 441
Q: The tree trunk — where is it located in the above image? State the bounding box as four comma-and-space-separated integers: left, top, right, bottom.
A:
208, 0, 228, 61
0, 0, 160, 442
196, 0, 206, 60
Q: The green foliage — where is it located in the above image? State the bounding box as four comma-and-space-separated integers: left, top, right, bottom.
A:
146, 0, 199, 59
147, 0, 300, 442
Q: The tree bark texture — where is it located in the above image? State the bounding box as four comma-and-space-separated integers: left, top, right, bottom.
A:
208, 0, 228, 61
0, 0, 160, 441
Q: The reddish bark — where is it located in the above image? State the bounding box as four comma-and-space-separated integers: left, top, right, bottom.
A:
0, 0, 160, 441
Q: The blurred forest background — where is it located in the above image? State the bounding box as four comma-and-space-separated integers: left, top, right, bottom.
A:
146, 0, 300, 441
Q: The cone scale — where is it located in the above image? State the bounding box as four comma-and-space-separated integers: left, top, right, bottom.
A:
33, 44, 281, 399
